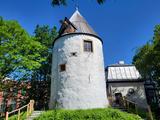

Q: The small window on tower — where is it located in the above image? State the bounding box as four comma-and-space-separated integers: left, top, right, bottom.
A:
84, 40, 93, 52
60, 64, 66, 72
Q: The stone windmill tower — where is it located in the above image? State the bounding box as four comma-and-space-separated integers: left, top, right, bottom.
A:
49, 10, 108, 109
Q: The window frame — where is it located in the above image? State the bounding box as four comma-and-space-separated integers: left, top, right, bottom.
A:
83, 40, 93, 52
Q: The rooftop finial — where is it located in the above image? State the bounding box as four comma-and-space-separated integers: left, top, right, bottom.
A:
72, 0, 79, 11
75, 4, 79, 11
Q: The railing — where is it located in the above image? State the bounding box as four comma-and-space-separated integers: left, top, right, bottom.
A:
123, 97, 138, 113
123, 97, 153, 120
5, 100, 34, 120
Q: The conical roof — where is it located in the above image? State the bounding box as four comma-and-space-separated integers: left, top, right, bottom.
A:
54, 10, 103, 46
69, 10, 97, 36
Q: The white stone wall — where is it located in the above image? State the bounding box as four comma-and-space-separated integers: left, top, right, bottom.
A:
108, 82, 148, 108
49, 34, 108, 109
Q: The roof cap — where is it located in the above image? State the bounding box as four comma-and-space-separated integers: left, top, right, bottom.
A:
118, 61, 125, 65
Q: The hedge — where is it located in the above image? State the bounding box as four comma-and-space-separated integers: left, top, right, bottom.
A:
34, 108, 142, 120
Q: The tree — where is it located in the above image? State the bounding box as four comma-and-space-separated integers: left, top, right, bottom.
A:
51, 0, 105, 6
31, 25, 57, 81
0, 17, 58, 110
133, 25, 160, 85
0, 17, 46, 81
29, 25, 58, 110
0, 17, 50, 113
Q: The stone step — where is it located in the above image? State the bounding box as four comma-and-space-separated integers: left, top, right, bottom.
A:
26, 111, 43, 120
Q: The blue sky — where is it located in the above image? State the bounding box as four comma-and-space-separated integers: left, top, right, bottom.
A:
1, 0, 160, 67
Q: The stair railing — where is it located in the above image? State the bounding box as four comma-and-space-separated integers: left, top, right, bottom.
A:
123, 97, 153, 120
5, 100, 34, 120
123, 97, 138, 113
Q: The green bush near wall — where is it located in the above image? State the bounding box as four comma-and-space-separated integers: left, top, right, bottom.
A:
34, 108, 142, 120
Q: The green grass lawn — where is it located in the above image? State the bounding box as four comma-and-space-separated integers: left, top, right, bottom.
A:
8, 112, 27, 120
34, 108, 142, 120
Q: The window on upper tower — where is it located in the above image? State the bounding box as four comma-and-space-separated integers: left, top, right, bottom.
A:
84, 40, 93, 52
60, 64, 66, 72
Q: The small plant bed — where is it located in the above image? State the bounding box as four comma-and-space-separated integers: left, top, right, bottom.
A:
34, 108, 142, 120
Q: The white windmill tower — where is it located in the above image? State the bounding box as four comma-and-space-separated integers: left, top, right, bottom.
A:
49, 10, 108, 109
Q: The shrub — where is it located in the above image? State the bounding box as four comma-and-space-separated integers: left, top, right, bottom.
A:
34, 108, 142, 120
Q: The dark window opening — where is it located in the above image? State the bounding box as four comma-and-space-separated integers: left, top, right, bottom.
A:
84, 40, 93, 52
115, 93, 123, 105
60, 64, 66, 72
70, 52, 77, 57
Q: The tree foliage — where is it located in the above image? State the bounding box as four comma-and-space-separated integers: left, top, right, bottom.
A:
29, 25, 58, 110
0, 17, 58, 110
31, 25, 57, 81
133, 25, 160, 85
0, 17, 46, 80
51, 0, 105, 6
